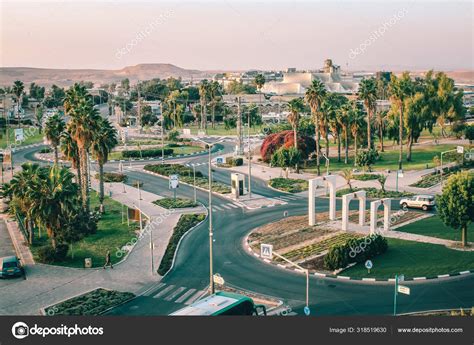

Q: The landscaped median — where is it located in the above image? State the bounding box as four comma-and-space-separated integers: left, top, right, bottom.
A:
144, 163, 231, 194
247, 213, 474, 280
158, 213, 206, 276
44, 288, 135, 316
153, 197, 198, 209
335, 187, 413, 199
268, 178, 308, 193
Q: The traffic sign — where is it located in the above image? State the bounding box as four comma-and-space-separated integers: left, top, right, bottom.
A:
216, 157, 224, 164
14, 128, 24, 142
213, 274, 225, 286
397, 170, 404, 178
365, 260, 373, 270
457, 146, 464, 154
397, 285, 410, 295
397, 274, 404, 283
304, 306, 310, 316
260, 244, 273, 260
169, 174, 179, 189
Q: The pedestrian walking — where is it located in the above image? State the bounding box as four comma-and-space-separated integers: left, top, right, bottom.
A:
103, 250, 113, 269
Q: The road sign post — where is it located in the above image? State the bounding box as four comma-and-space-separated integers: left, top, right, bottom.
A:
169, 174, 179, 201
365, 260, 373, 274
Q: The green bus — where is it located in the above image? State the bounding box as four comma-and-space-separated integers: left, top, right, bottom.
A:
170, 291, 267, 316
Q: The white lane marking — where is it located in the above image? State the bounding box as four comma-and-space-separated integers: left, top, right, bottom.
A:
153, 285, 176, 298
175, 289, 196, 304
165, 287, 187, 301
221, 204, 231, 209
142, 283, 166, 297
184, 289, 207, 305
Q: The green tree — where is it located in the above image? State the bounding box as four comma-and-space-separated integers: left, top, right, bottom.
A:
34, 104, 45, 133
198, 80, 209, 130
91, 118, 118, 213
287, 98, 304, 172
44, 113, 66, 165
12, 80, 25, 125
305, 80, 327, 176
65, 84, 101, 211
29, 166, 79, 249
349, 101, 366, 165
60, 130, 81, 190
436, 172, 474, 247
358, 77, 377, 149
355, 149, 379, 172
254, 74, 266, 103
389, 72, 414, 170
340, 169, 353, 191
270, 147, 301, 178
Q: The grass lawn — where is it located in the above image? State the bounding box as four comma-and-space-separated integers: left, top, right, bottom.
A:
303, 144, 466, 173
0, 127, 44, 149
335, 187, 413, 198
31, 192, 139, 268
108, 145, 203, 160
396, 215, 474, 243
342, 238, 474, 279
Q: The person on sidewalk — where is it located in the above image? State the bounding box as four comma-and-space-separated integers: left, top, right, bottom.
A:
103, 250, 113, 269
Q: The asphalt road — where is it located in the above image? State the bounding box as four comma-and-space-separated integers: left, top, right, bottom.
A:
12, 143, 474, 316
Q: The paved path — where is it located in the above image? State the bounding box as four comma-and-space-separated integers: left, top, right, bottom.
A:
0, 219, 15, 258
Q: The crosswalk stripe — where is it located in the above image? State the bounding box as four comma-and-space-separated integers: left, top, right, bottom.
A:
142, 283, 166, 297
213, 205, 223, 211
153, 285, 176, 298
231, 203, 241, 208
184, 289, 207, 305
221, 204, 231, 209
165, 287, 187, 301
175, 289, 196, 303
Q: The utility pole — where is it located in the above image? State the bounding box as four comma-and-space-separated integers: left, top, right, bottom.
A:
160, 102, 165, 164
247, 110, 252, 198
208, 145, 214, 294
137, 80, 141, 132
236, 97, 243, 155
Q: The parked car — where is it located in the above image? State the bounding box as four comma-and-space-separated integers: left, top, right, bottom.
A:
0, 256, 25, 279
400, 195, 436, 211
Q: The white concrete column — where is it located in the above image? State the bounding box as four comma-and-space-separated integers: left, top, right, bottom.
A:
342, 194, 352, 231
383, 198, 391, 231
308, 179, 317, 226
358, 193, 366, 226
325, 175, 337, 221
369, 200, 381, 234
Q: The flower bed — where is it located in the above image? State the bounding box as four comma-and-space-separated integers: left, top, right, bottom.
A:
153, 197, 198, 209
269, 178, 308, 193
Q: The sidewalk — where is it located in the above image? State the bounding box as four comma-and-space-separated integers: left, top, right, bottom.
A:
0, 178, 206, 315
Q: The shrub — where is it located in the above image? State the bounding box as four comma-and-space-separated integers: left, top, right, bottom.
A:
153, 198, 198, 209
98, 172, 127, 183
260, 130, 315, 163
324, 235, 388, 270
270, 147, 301, 169
465, 125, 474, 143
167, 129, 180, 142
269, 178, 308, 193
158, 214, 205, 275
225, 157, 244, 166
352, 173, 381, 181
39, 147, 52, 154
37, 243, 69, 264
355, 149, 379, 171
122, 148, 173, 158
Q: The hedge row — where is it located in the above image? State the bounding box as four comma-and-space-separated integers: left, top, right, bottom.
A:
122, 148, 173, 158
324, 234, 388, 270
157, 214, 205, 275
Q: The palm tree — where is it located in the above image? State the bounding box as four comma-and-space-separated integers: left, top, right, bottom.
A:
3, 163, 44, 244
34, 104, 44, 133
209, 81, 222, 128
287, 98, 304, 172
349, 101, 366, 165
338, 103, 351, 164
12, 80, 24, 127
305, 80, 327, 176
255, 74, 266, 103
65, 84, 101, 211
358, 78, 377, 149
60, 130, 81, 189
198, 80, 209, 131
340, 169, 354, 191
44, 113, 66, 165
91, 118, 118, 212
389, 72, 413, 170
29, 166, 79, 249
377, 174, 387, 192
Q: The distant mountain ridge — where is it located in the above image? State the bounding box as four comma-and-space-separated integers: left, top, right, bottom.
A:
0, 63, 207, 87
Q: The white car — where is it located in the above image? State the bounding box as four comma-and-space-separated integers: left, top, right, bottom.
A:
400, 195, 436, 211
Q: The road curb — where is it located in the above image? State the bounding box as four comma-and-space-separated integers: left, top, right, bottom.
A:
243, 232, 474, 283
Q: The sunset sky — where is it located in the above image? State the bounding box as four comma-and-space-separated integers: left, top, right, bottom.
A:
1, 0, 472, 71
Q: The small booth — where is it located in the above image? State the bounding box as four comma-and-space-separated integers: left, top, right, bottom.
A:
231, 173, 245, 198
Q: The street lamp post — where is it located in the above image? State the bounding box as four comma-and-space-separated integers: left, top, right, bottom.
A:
160, 102, 165, 164
193, 164, 197, 203
193, 137, 227, 295
247, 119, 252, 199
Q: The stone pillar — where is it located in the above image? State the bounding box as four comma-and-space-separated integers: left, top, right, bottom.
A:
383, 198, 391, 232
369, 200, 381, 234
358, 192, 366, 226
308, 179, 317, 226
342, 194, 352, 231
325, 175, 337, 221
